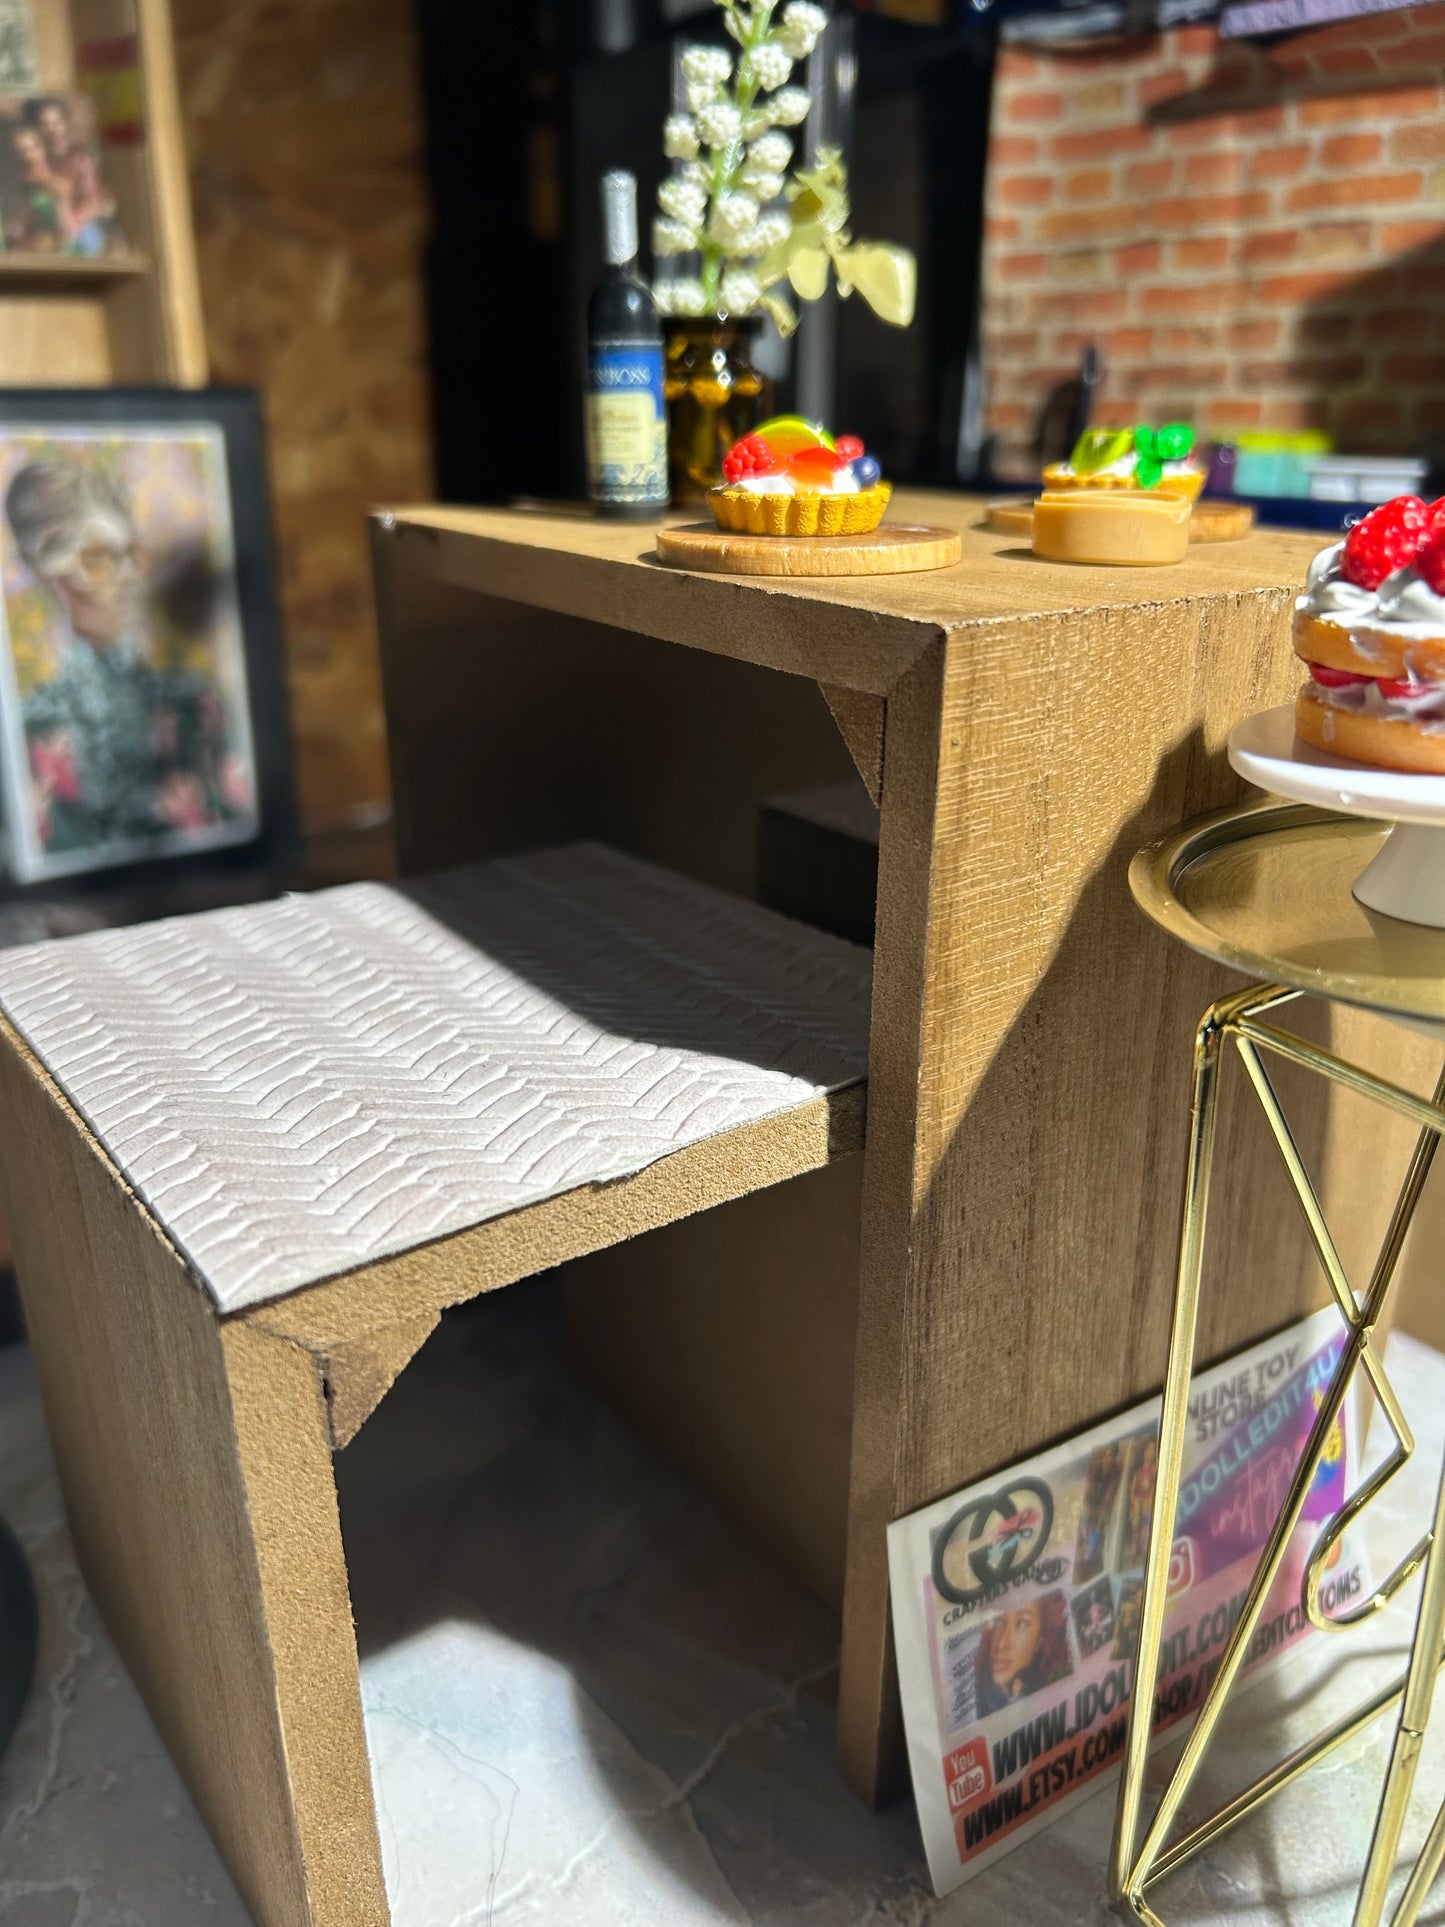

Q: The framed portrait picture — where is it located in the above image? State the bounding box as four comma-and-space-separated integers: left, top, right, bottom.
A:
0, 93, 127, 257
0, 389, 294, 893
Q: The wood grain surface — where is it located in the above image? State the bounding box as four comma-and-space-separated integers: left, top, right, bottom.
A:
174, 0, 434, 827
0, 1021, 387, 1927
380, 495, 1326, 697
656, 521, 963, 578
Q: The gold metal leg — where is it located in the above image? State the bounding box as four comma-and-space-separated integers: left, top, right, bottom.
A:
1112, 983, 1445, 1926
1356, 1440, 1445, 1927
1108, 987, 1238, 1906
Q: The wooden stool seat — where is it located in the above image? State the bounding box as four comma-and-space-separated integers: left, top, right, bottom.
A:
0, 842, 870, 1926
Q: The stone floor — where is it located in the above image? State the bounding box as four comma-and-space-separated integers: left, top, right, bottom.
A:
5, 1283, 1445, 1925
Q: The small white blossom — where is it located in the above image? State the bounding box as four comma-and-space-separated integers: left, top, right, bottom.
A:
777, 2, 828, 58
767, 85, 810, 126
740, 169, 785, 202
749, 209, 791, 250
663, 114, 699, 160
677, 158, 710, 187
720, 268, 762, 314
747, 131, 793, 173
710, 190, 760, 244
681, 45, 732, 87
653, 217, 699, 256
654, 275, 709, 316
696, 99, 743, 147
685, 80, 718, 114
747, 42, 794, 91
658, 177, 707, 225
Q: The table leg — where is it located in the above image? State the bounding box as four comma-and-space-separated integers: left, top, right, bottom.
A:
1354, 1442, 1445, 1927
1110, 988, 1235, 1907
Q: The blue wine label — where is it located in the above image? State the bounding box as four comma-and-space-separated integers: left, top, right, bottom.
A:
586, 341, 668, 505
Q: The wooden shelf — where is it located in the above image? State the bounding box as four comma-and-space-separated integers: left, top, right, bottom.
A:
0, 0, 207, 384
0, 251, 152, 286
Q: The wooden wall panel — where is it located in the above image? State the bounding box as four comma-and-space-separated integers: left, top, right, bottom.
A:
172, 0, 433, 828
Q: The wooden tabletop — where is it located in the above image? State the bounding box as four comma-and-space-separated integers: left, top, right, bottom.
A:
377, 492, 1327, 696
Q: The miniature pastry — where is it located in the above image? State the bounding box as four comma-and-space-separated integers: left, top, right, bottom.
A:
710, 416, 892, 536
1044, 423, 1205, 502
989, 496, 1254, 544
1031, 487, 1192, 567
1294, 494, 1445, 772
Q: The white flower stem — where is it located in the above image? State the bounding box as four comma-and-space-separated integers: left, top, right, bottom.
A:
700, 0, 782, 314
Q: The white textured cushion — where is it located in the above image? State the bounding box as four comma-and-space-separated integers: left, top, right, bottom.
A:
0, 845, 871, 1312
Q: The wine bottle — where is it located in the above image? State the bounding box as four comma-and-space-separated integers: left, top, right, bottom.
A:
585, 170, 669, 517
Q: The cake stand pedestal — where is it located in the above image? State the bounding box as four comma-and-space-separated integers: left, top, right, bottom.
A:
1230, 704, 1445, 929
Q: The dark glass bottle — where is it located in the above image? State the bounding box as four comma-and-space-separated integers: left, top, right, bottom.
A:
585, 170, 669, 517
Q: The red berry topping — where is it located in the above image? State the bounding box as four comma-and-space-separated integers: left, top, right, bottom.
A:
834, 434, 864, 461
722, 433, 779, 484
1308, 661, 1371, 689
1341, 495, 1429, 590
1428, 497, 1445, 539
1377, 677, 1426, 700
1419, 532, 1445, 596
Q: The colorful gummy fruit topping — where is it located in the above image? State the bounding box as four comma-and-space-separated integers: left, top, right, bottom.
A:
721, 416, 881, 492
1063, 422, 1202, 489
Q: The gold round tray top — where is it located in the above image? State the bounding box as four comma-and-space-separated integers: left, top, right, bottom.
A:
1130, 798, 1445, 1025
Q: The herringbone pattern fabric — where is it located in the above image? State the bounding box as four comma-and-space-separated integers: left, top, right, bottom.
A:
0, 844, 871, 1312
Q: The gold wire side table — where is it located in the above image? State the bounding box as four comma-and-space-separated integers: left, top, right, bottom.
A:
1112, 797, 1445, 1927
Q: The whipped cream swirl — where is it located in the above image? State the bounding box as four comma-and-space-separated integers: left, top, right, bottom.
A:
1296, 541, 1379, 625
1307, 674, 1445, 732
1376, 562, 1445, 633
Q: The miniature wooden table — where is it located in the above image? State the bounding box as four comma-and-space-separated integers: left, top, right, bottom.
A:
370, 493, 1437, 1803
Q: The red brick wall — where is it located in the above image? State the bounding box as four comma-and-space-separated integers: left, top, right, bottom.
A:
981, 5, 1445, 474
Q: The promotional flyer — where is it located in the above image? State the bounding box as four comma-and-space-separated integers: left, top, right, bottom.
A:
887, 1309, 1363, 1895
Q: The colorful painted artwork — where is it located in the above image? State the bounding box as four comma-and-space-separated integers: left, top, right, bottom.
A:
0, 424, 260, 882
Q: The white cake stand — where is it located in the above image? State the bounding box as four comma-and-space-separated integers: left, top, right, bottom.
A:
1229, 705, 1445, 928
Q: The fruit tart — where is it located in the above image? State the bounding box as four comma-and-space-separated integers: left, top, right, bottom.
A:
1294, 494, 1445, 773
710, 416, 892, 536
1044, 423, 1205, 502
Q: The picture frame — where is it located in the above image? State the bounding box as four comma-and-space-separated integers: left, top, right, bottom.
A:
0, 5, 38, 97
0, 93, 127, 257
0, 388, 295, 898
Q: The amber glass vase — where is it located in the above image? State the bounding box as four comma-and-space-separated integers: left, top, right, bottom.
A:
663, 318, 772, 501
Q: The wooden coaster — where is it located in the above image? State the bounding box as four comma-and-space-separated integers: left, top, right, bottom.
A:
985, 496, 1257, 544
657, 520, 963, 577
984, 497, 1035, 537
1188, 499, 1256, 543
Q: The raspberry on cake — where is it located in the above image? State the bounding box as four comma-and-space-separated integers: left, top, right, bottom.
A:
1294, 493, 1445, 773
1339, 496, 1432, 590
721, 434, 779, 484
709, 416, 892, 536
